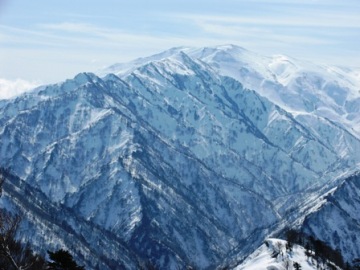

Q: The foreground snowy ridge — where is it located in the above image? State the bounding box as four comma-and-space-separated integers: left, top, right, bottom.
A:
235, 238, 342, 270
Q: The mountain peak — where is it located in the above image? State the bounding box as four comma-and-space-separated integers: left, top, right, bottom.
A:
215, 44, 248, 52
73, 72, 99, 85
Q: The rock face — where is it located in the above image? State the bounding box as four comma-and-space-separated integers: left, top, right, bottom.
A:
0, 45, 359, 269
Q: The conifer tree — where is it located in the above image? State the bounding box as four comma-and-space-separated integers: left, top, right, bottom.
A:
47, 249, 84, 270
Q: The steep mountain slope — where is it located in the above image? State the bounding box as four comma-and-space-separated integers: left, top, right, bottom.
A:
301, 172, 360, 264
0, 46, 359, 269
0, 168, 142, 269
191, 45, 360, 140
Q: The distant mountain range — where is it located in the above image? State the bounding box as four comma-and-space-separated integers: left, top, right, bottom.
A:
0, 45, 359, 269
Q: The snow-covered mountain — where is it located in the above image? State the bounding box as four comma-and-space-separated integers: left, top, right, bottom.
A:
105, 45, 360, 139
0, 45, 359, 269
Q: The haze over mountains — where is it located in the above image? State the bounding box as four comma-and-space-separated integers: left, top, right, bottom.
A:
0, 45, 359, 269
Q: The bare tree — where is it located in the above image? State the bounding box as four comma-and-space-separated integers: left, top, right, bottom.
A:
0, 175, 45, 270
0, 212, 22, 269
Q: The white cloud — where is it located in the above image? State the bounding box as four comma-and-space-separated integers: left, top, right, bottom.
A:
196, 21, 329, 45
40, 22, 96, 32
180, 13, 360, 29
0, 78, 41, 100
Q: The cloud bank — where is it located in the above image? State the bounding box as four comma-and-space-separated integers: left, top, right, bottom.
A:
0, 78, 41, 100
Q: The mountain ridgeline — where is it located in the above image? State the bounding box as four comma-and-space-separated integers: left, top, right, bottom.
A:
0, 45, 359, 269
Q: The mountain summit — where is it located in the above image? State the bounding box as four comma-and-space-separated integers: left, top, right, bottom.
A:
0, 45, 359, 269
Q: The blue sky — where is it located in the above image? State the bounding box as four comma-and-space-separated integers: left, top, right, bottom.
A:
0, 0, 360, 93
